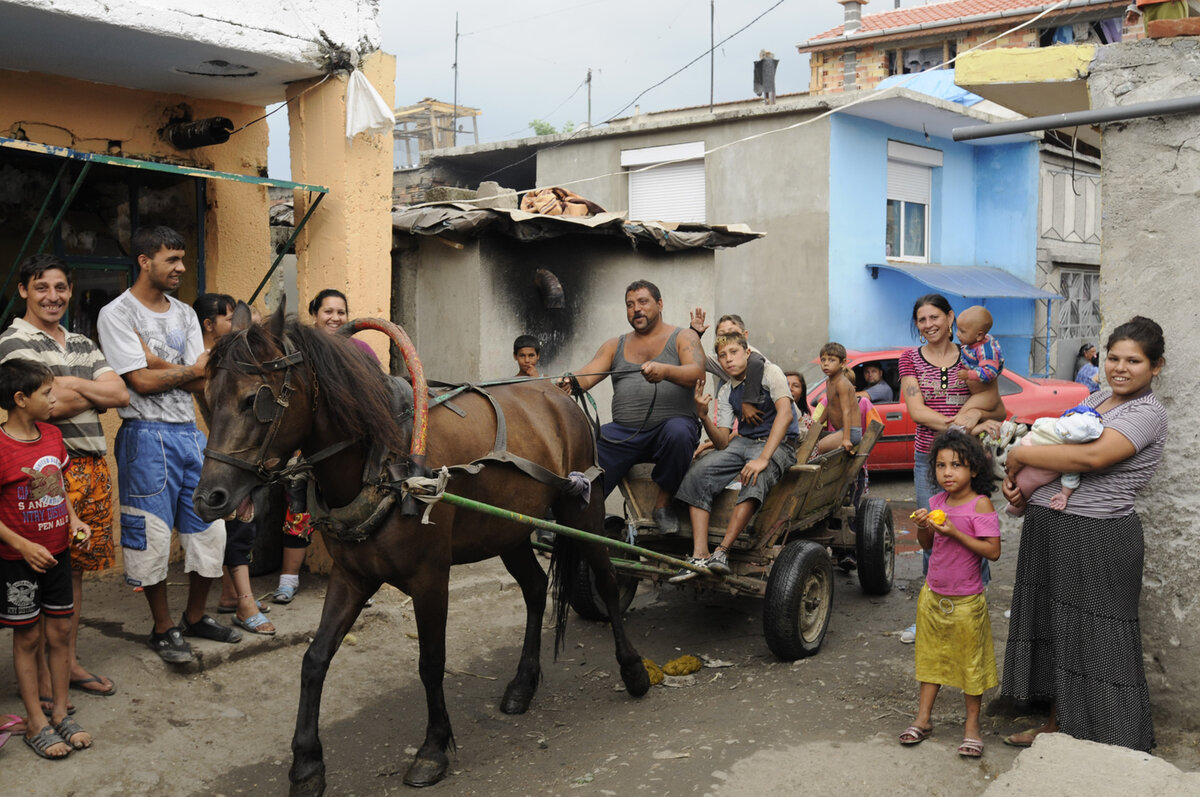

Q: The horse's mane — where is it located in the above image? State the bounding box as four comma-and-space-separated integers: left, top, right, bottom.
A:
211, 316, 407, 454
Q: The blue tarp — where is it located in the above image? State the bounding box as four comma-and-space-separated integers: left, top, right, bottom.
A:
876, 70, 984, 107
867, 263, 1062, 300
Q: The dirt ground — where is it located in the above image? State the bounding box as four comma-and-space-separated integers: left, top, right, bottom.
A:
2, 473, 1197, 796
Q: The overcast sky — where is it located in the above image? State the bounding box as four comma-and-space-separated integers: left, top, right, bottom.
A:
267, 0, 932, 178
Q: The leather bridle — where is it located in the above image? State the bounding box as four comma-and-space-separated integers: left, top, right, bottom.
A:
203, 330, 353, 483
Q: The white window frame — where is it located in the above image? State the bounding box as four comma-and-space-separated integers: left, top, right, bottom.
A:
886, 141, 942, 263
622, 141, 706, 223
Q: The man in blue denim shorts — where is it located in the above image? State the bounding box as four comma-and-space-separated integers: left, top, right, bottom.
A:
97, 226, 239, 663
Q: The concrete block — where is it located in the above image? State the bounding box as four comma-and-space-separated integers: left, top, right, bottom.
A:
1146, 18, 1200, 38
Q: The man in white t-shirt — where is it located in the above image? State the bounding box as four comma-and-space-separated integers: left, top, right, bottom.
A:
96, 226, 239, 664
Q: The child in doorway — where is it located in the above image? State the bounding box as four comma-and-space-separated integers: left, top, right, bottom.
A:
899, 429, 1000, 759
816, 343, 860, 454
1004, 404, 1104, 515
955, 306, 1004, 422
0, 359, 93, 759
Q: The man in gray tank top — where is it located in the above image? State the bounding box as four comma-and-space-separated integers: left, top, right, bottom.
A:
560, 280, 704, 533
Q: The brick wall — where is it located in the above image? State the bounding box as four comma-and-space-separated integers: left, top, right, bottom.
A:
807, 16, 1143, 94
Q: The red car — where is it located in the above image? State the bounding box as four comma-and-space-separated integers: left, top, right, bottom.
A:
801, 348, 1091, 471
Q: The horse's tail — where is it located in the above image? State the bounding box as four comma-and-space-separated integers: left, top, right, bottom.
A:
548, 531, 580, 661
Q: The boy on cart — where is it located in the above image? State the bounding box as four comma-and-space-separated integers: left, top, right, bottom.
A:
669, 333, 799, 583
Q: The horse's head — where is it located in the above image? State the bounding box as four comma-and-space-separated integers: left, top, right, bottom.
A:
194, 301, 313, 523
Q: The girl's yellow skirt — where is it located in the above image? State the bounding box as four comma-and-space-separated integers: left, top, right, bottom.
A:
914, 584, 998, 695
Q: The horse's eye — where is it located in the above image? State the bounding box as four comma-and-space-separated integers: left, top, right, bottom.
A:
240, 394, 255, 412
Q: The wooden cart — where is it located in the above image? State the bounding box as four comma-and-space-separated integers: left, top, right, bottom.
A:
568, 415, 895, 660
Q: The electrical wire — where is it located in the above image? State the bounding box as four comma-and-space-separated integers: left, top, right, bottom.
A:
454, 0, 1069, 200
498, 75, 590, 139
229, 74, 332, 136
477, 0, 790, 181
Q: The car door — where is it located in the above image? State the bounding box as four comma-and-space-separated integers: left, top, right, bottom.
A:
856, 356, 913, 470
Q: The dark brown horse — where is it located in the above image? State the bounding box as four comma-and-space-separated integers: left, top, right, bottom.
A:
193, 306, 649, 795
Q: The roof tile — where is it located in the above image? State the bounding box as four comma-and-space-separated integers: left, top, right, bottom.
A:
809, 0, 1104, 41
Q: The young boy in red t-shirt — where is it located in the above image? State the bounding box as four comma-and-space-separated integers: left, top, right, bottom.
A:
0, 358, 92, 759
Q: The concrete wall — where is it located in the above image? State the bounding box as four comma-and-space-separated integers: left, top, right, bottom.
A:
533, 108, 830, 376
1087, 38, 1200, 729
395, 235, 714, 419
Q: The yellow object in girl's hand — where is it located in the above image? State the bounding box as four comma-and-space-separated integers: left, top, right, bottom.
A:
909, 509, 946, 524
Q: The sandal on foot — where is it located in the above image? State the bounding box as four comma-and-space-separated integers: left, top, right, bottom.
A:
899, 725, 933, 745
218, 599, 269, 614
233, 611, 276, 636
54, 716, 91, 750
958, 737, 984, 758
0, 713, 26, 735
272, 584, 297, 604
180, 613, 242, 644
38, 697, 75, 715
24, 725, 71, 760
1002, 727, 1048, 748
69, 673, 117, 697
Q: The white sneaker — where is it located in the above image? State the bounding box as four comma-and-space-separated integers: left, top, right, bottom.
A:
900, 623, 916, 644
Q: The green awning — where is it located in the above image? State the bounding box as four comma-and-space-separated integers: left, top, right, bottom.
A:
0, 136, 327, 193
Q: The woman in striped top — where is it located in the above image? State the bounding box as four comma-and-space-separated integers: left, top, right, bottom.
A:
999, 316, 1168, 752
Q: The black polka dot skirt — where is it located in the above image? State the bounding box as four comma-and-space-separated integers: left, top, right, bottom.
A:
1001, 504, 1154, 751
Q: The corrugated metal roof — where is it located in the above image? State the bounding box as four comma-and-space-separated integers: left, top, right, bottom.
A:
868, 263, 1061, 299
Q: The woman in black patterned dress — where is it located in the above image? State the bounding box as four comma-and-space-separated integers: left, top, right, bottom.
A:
999, 317, 1168, 751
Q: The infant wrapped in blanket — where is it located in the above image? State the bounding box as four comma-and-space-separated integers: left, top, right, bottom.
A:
1006, 404, 1104, 516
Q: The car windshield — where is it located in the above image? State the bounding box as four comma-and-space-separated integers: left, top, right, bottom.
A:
800, 361, 828, 393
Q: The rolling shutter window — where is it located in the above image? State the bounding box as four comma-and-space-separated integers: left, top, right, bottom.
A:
887, 160, 930, 204
628, 159, 706, 223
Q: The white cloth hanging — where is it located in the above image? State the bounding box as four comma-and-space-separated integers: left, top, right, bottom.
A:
345, 70, 393, 141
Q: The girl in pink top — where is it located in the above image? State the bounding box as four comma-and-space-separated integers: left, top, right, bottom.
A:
899, 429, 1000, 759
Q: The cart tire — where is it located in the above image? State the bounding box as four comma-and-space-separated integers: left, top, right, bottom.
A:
763, 540, 833, 660
856, 496, 895, 595
567, 517, 639, 622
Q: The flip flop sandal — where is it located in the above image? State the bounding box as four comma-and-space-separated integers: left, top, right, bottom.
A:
958, 737, 984, 758
38, 697, 76, 715
24, 725, 71, 760
898, 725, 933, 745
233, 611, 277, 636
54, 716, 91, 750
218, 600, 270, 614
273, 584, 298, 604
69, 674, 117, 697
0, 730, 9, 752
0, 713, 26, 735
1002, 727, 1045, 748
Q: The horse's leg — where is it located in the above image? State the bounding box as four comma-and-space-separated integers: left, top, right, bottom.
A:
290, 568, 378, 797
498, 544, 548, 714
555, 494, 651, 699
404, 577, 455, 787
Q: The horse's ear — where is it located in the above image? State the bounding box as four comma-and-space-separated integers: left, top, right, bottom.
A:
268, 295, 287, 338
231, 302, 253, 331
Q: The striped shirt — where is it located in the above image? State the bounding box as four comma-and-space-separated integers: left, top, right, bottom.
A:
1030, 389, 1167, 519
0, 318, 114, 456
898, 346, 969, 454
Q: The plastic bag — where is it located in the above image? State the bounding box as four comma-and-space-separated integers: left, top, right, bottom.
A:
345, 70, 393, 140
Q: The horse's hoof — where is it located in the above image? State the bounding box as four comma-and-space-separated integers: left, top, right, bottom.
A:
500, 685, 535, 715
288, 772, 326, 797
404, 755, 449, 787
621, 659, 651, 698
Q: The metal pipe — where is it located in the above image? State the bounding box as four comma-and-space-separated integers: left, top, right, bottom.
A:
250, 191, 325, 303
953, 94, 1200, 141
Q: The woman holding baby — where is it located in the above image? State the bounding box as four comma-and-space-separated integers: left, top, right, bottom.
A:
1000, 316, 1168, 752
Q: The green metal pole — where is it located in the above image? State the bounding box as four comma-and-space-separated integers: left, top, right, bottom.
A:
435, 490, 709, 575
250, 192, 326, 304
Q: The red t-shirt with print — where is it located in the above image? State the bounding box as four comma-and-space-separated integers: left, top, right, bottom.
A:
0, 422, 71, 560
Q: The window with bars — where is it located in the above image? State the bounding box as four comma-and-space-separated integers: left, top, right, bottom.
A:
1057, 269, 1101, 339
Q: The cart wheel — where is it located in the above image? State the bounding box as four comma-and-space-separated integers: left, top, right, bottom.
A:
763, 540, 833, 660
568, 517, 639, 622
856, 496, 895, 595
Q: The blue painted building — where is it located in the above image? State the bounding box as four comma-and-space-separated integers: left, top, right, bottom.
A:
827, 77, 1050, 375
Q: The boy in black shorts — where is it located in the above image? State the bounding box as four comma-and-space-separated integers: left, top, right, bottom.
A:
0, 359, 93, 759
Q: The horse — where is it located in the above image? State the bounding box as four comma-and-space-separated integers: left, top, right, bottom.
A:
193, 304, 650, 795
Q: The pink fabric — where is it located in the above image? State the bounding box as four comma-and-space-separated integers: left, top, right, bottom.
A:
1012, 435, 1061, 501
350, 337, 381, 365
924, 492, 999, 597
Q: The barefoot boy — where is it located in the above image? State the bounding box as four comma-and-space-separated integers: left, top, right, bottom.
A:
0, 359, 93, 759
669, 333, 799, 582
816, 342, 860, 454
